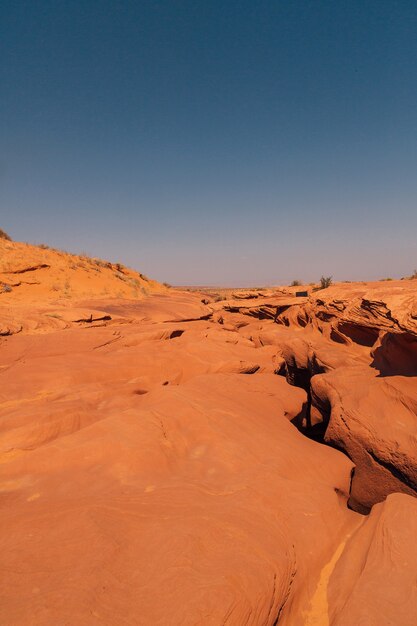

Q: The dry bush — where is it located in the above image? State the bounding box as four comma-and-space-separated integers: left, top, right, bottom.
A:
0, 228, 11, 241
319, 276, 333, 289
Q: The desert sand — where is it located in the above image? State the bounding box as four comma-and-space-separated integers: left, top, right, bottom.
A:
1, 235, 416, 625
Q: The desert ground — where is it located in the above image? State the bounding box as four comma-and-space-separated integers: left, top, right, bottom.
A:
1, 233, 416, 625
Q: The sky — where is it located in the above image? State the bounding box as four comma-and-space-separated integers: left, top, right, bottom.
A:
1, 0, 416, 285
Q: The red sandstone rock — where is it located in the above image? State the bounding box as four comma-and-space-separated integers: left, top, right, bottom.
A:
1, 241, 416, 624
310, 367, 417, 512
328, 493, 417, 626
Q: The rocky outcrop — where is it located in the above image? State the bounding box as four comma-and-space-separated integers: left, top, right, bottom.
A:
217, 282, 417, 515
298, 283, 417, 340
310, 369, 417, 512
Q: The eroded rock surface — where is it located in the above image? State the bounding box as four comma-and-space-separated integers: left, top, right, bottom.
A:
1, 247, 416, 625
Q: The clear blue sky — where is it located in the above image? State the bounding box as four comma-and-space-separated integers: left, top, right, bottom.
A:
1, 1, 416, 285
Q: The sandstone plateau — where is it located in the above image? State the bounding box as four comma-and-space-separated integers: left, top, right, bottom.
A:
1, 235, 416, 625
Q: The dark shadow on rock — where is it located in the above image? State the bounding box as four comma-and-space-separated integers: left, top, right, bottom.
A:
371, 331, 417, 377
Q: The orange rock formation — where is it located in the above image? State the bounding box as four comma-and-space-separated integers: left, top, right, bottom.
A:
1, 237, 416, 624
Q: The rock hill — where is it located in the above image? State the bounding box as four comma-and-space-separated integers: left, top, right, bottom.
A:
0, 237, 163, 335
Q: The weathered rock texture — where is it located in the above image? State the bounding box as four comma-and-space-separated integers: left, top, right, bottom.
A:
0, 245, 416, 625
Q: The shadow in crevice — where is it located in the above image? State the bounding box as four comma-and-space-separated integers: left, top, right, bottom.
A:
277, 363, 368, 515
337, 322, 380, 347
371, 331, 417, 377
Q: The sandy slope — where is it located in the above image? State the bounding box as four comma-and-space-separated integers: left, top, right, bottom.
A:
0, 239, 416, 624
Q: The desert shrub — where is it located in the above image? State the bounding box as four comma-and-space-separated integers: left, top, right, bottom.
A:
410, 269, 417, 280
163, 282, 172, 288
319, 276, 333, 289
290, 280, 302, 287
1, 283, 12, 293
0, 228, 11, 241
379, 277, 393, 281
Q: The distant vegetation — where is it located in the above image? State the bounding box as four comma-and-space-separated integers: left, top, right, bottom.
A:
411, 269, 417, 280
290, 280, 302, 287
319, 276, 333, 289
0, 228, 11, 241
34, 241, 151, 284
